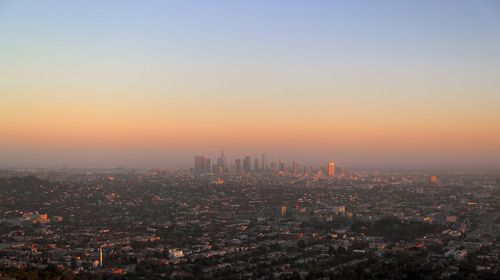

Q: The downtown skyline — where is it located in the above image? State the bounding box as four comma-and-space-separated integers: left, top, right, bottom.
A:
193, 152, 341, 176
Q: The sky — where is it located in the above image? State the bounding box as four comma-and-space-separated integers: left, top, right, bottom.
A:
1, 0, 500, 169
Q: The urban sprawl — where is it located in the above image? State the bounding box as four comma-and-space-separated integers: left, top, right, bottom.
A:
0, 153, 499, 279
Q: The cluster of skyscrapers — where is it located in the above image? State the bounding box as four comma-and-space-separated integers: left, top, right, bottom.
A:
194, 152, 265, 175
194, 151, 343, 177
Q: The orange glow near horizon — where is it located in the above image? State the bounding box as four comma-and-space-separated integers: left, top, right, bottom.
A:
2, 98, 499, 155
1, 1, 500, 168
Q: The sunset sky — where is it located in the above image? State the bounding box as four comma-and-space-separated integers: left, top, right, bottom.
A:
1, 1, 500, 169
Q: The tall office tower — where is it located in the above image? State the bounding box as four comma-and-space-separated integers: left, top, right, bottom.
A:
292, 161, 300, 174
328, 161, 336, 177
270, 162, 277, 173
278, 159, 285, 172
243, 155, 252, 172
261, 153, 267, 171
194, 156, 206, 175
205, 158, 212, 173
319, 168, 326, 177
235, 159, 241, 173
335, 166, 344, 176
254, 158, 261, 172
217, 151, 227, 170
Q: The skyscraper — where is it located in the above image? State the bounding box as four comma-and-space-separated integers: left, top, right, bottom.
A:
194, 156, 212, 175
217, 151, 226, 170
194, 156, 206, 175
335, 166, 344, 177
278, 159, 285, 172
243, 155, 252, 172
270, 162, 277, 173
292, 161, 300, 174
205, 158, 211, 174
254, 158, 261, 172
235, 159, 241, 173
261, 153, 267, 171
328, 161, 335, 177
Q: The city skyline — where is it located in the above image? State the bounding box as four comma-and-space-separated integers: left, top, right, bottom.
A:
1, 148, 499, 171
193, 152, 342, 175
1, 1, 500, 170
